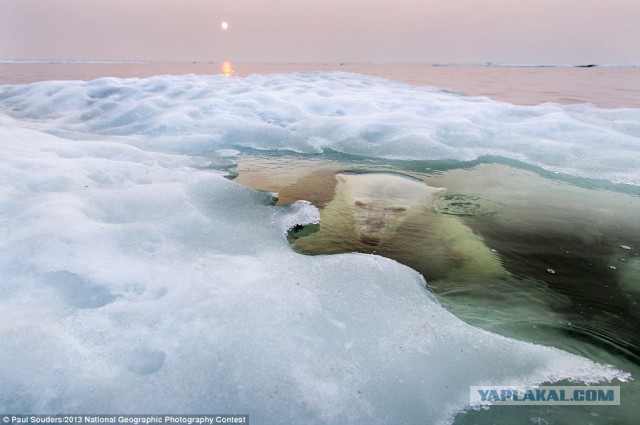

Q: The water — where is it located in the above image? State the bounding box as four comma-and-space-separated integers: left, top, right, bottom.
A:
2, 62, 639, 423
234, 153, 640, 424
234, 155, 640, 360
2, 61, 640, 107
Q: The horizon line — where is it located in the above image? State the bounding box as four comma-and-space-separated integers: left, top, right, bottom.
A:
2, 59, 640, 68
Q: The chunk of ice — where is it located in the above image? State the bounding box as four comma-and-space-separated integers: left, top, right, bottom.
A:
1, 72, 639, 185
0, 74, 632, 424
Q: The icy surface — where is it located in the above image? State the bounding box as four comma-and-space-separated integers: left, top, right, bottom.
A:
1, 72, 639, 185
0, 74, 633, 424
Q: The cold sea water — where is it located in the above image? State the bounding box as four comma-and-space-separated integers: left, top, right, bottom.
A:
1, 62, 639, 424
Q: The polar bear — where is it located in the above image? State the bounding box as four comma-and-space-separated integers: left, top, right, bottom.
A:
338, 173, 446, 247
292, 172, 505, 281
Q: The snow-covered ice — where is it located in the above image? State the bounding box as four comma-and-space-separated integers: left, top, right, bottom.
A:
0, 73, 634, 424
1, 72, 639, 185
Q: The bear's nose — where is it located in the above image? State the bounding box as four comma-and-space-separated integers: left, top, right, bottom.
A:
359, 235, 381, 246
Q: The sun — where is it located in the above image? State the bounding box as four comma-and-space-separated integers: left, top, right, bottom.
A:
221, 21, 229, 31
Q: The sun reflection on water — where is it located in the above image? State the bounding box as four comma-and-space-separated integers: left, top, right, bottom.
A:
221, 61, 234, 77
220, 61, 235, 77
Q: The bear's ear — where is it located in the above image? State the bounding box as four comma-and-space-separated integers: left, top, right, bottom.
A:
354, 200, 367, 208
433, 187, 447, 196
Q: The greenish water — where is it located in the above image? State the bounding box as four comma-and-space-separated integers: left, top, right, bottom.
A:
234, 153, 640, 424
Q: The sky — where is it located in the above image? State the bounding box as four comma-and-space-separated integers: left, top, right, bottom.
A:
2, 0, 639, 64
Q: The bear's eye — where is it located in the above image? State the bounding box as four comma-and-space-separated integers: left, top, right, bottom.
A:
391, 207, 407, 213
354, 201, 366, 207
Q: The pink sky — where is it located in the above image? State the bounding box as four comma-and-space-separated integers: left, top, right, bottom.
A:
2, 0, 639, 64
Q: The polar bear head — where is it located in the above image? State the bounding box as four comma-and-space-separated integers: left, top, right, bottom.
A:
335, 173, 446, 247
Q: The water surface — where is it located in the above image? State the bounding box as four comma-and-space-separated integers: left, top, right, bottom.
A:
234, 153, 640, 424
2, 61, 640, 107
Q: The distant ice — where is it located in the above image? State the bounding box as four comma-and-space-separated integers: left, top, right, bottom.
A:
0, 59, 155, 64
0, 73, 633, 423
1, 72, 638, 186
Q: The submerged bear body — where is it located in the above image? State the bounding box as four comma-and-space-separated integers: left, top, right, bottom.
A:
293, 172, 505, 282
